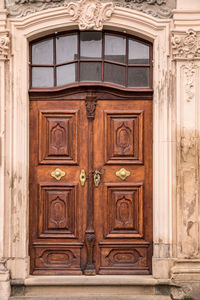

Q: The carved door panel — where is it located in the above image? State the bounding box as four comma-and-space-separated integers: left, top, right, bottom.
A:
93, 100, 152, 274
29, 100, 88, 274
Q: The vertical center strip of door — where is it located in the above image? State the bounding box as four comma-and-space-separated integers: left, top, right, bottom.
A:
84, 91, 97, 275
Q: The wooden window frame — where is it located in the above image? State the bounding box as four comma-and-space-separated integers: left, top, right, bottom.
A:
29, 30, 153, 92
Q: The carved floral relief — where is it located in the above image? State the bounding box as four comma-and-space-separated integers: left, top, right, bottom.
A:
6, 0, 176, 18
0, 35, 9, 60
183, 63, 196, 103
172, 29, 200, 60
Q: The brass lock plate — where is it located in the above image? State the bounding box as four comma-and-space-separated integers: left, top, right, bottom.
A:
80, 169, 86, 186
116, 168, 130, 181
94, 171, 101, 187
51, 168, 65, 180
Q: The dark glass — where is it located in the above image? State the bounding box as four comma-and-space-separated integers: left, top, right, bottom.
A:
128, 67, 149, 87
56, 63, 77, 86
128, 39, 149, 64
104, 63, 125, 86
80, 62, 101, 81
80, 32, 102, 59
56, 34, 78, 64
32, 39, 53, 65
105, 34, 126, 64
32, 67, 54, 87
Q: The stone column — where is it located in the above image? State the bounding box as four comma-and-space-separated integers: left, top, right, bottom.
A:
0, 7, 10, 300
171, 14, 200, 298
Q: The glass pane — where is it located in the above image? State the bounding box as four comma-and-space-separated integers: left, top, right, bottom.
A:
128, 67, 149, 87
104, 63, 125, 86
129, 40, 149, 64
105, 34, 126, 64
80, 62, 101, 81
32, 39, 53, 65
80, 32, 102, 59
56, 34, 78, 64
56, 63, 77, 86
32, 67, 54, 87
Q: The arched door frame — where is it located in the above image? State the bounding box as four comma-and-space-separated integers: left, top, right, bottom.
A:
6, 6, 174, 279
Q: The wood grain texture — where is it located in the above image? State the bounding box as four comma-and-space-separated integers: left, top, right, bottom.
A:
29, 90, 152, 275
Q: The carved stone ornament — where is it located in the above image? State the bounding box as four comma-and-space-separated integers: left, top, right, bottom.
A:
6, 0, 175, 19
114, 0, 175, 19
0, 35, 9, 59
184, 62, 196, 103
172, 29, 200, 60
67, 0, 114, 30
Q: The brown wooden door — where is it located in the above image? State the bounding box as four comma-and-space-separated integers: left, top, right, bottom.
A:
29, 90, 152, 275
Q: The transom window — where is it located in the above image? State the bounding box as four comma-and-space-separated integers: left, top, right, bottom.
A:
30, 31, 152, 89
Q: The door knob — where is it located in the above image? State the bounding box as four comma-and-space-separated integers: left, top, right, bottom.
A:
51, 168, 65, 180
116, 168, 130, 180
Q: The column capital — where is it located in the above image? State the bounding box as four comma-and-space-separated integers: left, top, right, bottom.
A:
172, 28, 200, 61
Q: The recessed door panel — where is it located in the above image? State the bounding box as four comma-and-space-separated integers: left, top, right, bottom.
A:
39, 110, 79, 164
38, 184, 78, 238
104, 183, 143, 239
104, 110, 144, 164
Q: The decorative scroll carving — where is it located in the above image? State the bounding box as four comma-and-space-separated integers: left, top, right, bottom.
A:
114, 0, 175, 19
67, 0, 114, 30
172, 29, 200, 60
0, 35, 9, 60
6, 0, 175, 19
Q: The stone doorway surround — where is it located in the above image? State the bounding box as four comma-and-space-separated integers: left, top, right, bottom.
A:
0, 0, 200, 299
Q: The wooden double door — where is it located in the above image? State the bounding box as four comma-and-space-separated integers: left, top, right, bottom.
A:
29, 90, 152, 275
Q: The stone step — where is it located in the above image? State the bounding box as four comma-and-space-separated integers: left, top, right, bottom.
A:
10, 276, 172, 299
9, 296, 172, 300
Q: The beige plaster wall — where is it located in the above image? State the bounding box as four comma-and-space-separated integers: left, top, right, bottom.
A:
177, 0, 200, 9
